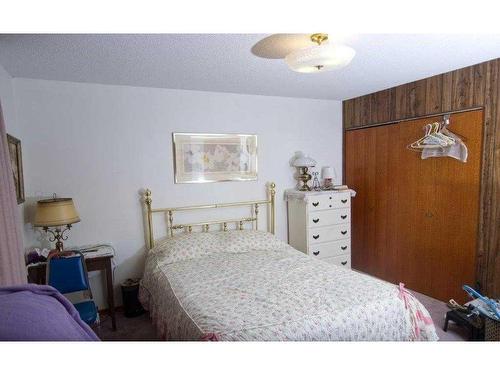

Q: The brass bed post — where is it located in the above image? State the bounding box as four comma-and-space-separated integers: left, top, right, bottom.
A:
168, 210, 174, 237
254, 203, 259, 231
269, 182, 276, 234
145, 189, 154, 249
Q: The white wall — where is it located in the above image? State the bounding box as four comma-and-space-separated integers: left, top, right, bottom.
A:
0, 63, 26, 248
0, 64, 17, 130
13, 78, 343, 307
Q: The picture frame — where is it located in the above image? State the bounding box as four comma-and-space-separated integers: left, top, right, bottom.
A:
7, 134, 25, 204
172, 133, 258, 183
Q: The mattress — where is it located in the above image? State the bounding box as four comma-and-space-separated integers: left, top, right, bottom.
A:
139, 230, 438, 341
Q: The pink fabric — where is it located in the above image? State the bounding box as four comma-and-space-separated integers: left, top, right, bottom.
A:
0, 101, 26, 286
201, 333, 220, 341
398, 283, 434, 340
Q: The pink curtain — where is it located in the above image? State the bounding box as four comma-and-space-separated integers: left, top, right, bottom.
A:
0, 100, 26, 285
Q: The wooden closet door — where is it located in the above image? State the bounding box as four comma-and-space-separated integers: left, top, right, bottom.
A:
345, 110, 483, 302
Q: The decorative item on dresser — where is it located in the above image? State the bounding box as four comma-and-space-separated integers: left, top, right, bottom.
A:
320, 166, 336, 190
291, 151, 317, 191
285, 188, 355, 267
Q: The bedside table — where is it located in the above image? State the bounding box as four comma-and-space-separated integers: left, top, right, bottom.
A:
27, 252, 116, 331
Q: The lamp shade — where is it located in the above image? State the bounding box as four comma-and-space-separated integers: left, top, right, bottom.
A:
293, 155, 317, 168
321, 166, 336, 180
285, 43, 356, 73
33, 198, 80, 227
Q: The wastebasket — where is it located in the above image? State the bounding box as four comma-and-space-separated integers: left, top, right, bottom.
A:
121, 278, 145, 318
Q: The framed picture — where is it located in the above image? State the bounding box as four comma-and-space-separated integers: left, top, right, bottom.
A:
172, 133, 258, 183
7, 134, 25, 204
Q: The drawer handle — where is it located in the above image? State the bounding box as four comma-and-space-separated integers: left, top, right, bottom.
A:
341, 215, 347, 220
341, 230, 347, 235
312, 218, 320, 223
341, 261, 348, 266
341, 199, 348, 204
313, 235, 320, 240
312, 202, 319, 207
341, 246, 347, 250
313, 251, 320, 256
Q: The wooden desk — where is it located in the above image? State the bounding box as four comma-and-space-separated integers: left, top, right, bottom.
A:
27, 254, 116, 331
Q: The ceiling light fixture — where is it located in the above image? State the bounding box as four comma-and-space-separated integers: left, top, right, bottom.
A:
285, 33, 355, 73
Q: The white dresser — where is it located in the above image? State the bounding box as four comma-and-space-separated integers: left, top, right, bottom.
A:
285, 189, 354, 268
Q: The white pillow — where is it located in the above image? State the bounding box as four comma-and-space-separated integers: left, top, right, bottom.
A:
220, 230, 290, 253
151, 230, 289, 264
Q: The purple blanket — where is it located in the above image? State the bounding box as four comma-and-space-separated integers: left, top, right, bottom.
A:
0, 284, 99, 341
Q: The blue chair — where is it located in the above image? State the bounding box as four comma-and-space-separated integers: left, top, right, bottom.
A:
46, 250, 99, 326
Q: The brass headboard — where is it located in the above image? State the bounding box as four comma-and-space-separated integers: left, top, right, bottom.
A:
143, 182, 276, 249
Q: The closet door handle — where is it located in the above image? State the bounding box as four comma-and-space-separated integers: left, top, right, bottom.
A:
313, 218, 320, 223
313, 235, 320, 240
341, 261, 348, 266
312, 202, 319, 207
341, 246, 347, 250
341, 199, 348, 204
341, 215, 347, 220
312, 251, 320, 256
341, 230, 347, 235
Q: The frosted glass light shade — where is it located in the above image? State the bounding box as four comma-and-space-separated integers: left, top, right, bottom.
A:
285, 43, 355, 73
293, 155, 317, 167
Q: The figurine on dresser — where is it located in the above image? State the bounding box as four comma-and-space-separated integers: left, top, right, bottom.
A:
285, 185, 356, 268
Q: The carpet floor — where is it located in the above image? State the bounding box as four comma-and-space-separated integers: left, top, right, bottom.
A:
98, 290, 469, 341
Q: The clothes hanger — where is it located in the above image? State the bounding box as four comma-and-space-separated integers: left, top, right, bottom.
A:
426, 122, 449, 146
409, 124, 430, 148
409, 123, 447, 150
440, 115, 467, 142
431, 121, 456, 146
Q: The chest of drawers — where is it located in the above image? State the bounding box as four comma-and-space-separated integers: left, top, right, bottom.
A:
286, 189, 353, 268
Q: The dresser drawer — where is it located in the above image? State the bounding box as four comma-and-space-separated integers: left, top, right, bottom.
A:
308, 239, 350, 258
322, 254, 351, 268
308, 208, 350, 228
308, 223, 350, 243
308, 192, 351, 212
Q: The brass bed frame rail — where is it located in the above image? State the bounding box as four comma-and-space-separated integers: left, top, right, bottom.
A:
143, 182, 276, 249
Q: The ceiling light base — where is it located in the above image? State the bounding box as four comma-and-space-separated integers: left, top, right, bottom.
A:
310, 33, 328, 45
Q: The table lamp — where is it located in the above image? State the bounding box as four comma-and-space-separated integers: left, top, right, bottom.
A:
293, 154, 317, 191
33, 196, 80, 252
321, 166, 337, 190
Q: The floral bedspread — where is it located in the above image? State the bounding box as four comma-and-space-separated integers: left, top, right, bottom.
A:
139, 231, 438, 341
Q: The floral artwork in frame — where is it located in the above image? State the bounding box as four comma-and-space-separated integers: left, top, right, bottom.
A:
7, 134, 25, 204
172, 133, 258, 183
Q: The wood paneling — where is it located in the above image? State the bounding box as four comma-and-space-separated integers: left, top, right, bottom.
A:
343, 58, 500, 299
346, 111, 483, 302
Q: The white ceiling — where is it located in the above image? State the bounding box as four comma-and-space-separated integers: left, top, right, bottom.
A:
1, 34, 500, 100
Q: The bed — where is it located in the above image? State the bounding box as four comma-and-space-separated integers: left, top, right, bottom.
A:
139, 183, 438, 341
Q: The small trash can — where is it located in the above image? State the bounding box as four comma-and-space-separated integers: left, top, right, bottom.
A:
121, 278, 145, 318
